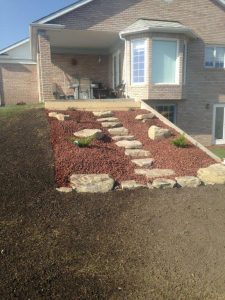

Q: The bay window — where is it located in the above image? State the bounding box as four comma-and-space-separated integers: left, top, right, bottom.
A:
131, 39, 146, 84
152, 39, 178, 84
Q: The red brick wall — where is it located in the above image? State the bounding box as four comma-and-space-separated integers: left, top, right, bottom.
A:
0, 63, 39, 105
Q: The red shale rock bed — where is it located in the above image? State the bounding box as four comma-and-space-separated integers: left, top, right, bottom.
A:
47, 109, 215, 188
47, 110, 146, 187
114, 110, 215, 178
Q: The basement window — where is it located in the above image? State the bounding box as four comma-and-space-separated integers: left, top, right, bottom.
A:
154, 104, 176, 123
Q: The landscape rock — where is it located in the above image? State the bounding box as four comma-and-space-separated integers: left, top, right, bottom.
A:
121, 180, 146, 190
70, 174, 115, 193
135, 113, 155, 120
115, 140, 142, 149
93, 111, 113, 118
101, 122, 122, 128
176, 176, 201, 188
125, 149, 151, 157
48, 112, 58, 118
197, 164, 225, 185
97, 117, 119, 122
148, 126, 171, 140
112, 135, 135, 141
56, 187, 73, 193
131, 158, 154, 168
152, 178, 176, 189
135, 168, 175, 178
108, 127, 129, 136
74, 129, 103, 140
55, 113, 70, 121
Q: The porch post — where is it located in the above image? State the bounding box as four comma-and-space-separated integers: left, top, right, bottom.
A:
37, 30, 53, 102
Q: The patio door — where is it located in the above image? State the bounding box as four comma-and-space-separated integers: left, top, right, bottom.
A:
112, 51, 121, 88
213, 104, 225, 144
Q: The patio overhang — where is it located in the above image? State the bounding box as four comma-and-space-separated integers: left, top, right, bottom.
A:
30, 23, 120, 60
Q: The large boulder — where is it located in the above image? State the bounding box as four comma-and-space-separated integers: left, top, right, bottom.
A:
135, 168, 175, 178
70, 174, 114, 193
74, 129, 103, 140
176, 176, 201, 188
125, 149, 151, 157
148, 126, 171, 140
135, 113, 155, 120
152, 179, 176, 189
93, 111, 113, 118
197, 164, 225, 185
108, 127, 129, 136
131, 158, 154, 168
115, 140, 142, 149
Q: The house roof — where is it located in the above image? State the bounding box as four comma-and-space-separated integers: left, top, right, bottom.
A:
0, 38, 30, 55
119, 19, 198, 38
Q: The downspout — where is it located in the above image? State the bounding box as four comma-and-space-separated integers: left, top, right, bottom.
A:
119, 32, 128, 98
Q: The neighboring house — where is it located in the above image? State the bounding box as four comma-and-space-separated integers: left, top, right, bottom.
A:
1, 0, 225, 146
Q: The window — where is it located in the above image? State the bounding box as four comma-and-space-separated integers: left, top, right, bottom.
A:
152, 40, 178, 84
154, 104, 176, 123
205, 46, 225, 68
131, 39, 146, 84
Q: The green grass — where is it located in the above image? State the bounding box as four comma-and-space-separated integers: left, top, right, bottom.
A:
209, 147, 225, 159
0, 103, 44, 120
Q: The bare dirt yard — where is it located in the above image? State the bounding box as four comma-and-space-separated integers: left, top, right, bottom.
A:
1, 107, 225, 299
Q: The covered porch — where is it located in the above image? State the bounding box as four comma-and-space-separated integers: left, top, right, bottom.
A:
31, 24, 126, 102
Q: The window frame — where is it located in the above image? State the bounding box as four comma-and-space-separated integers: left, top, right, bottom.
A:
204, 45, 225, 69
131, 38, 147, 86
152, 37, 180, 85
153, 103, 177, 124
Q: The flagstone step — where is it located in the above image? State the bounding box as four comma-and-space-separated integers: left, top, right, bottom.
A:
93, 111, 113, 118
108, 127, 129, 136
101, 121, 122, 128
135, 168, 175, 178
125, 149, 151, 157
112, 135, 135, 142
121, 180, 147, 190
97, 117, 119, 122
131, 158, 154, 168
115, 140, 142, 149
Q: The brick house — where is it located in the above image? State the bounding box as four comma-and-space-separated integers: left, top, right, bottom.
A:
1, 0, 225, 146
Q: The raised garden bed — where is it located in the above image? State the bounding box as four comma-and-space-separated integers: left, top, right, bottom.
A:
47, 109, 215, 190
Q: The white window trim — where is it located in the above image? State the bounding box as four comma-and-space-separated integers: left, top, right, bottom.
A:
152, 37, 180, 85
212, 103, 225, 145
130, 38, 147, 86
204, 45, 225, 69
183, 40, 187, 85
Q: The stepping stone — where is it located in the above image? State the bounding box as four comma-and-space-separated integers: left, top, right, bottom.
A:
135, 168, 175, 178
115, 140, 142, 149
135, 113, 155, 120
93, 111, 113, 118
175, 176, 201, 188
97, 117, 119, 122
70, 174, 114, 193
56, 187, 73, 193
112, 135, 135, 142
121, 180, 146, 190
56, 113, 70, 121
131, 158, 154, 168
152, 178, 176, 189
197, 164, 225, 185
148, 126, 171, 140
125, 149, 151, 157
101, 122, 122, 128
108, 127, 128, 136
49, 112, 58, 118
74, 129, 103, 140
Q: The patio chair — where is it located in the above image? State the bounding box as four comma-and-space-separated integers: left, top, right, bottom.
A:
79, 78, 91, 99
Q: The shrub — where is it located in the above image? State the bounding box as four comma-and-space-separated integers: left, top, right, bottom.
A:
171, 134, 188, 148
66, 134, 96, 148
16, 102, 26, 106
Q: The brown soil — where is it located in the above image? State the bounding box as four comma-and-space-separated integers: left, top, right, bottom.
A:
1, 109, 225, 299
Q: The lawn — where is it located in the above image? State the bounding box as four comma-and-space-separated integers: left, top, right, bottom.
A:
1, 106, 225, 299
209, 146, 225, 159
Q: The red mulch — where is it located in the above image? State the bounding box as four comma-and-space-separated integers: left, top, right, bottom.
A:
47, 110, 146, 187
114, 109, 215, 178
47, 109, 215, 187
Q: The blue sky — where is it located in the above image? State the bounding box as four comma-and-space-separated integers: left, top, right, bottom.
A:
0, 0, 77, 50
